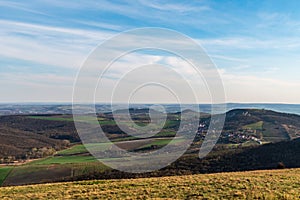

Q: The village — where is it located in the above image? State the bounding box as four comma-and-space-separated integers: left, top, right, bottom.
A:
197, 122, 263, 145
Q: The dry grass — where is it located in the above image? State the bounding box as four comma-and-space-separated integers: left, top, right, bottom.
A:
0, 168, 299, 199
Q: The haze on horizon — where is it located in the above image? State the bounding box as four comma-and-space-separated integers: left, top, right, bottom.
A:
0, 1, 300, 104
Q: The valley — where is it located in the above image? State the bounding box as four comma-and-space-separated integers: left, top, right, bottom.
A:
0, 108, 300, 186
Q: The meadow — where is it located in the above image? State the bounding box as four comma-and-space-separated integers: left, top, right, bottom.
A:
0, 167, 12, 185
242, 121, 263, 130
0, 168, 299, 199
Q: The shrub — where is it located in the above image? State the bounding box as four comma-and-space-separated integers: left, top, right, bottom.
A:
277, 162, 285, 169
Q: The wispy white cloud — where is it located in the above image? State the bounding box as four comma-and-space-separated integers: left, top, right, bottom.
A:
257, 12, 300, 31
138, 0, 210, 13
0, 19, 113, 40
210, 55, 247, 62
0, 1, 50, 16
37, 0, 220, 30
73, 20, 127, 31
0, 19, 114, 69
199, 37, 300, 51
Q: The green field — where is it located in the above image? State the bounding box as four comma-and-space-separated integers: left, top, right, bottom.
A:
0, 168, 299, 199
137, 138, 184, 150
164, 120, 179, 128
27, 143, 118, 165
154, 131, 176, 137
29, 116, 74, 121
0, 167, 12, 185
242, 121, 263, 130
28, 155, 97, 165
57, 143, 111, 156
28, 116, 116, 125
26, 138, 182, 166
57, 145, 88, 155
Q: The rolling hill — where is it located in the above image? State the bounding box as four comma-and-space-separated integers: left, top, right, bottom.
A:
0, 108, 300, 163
222, 109, 300, 142
0, 108, 299, 186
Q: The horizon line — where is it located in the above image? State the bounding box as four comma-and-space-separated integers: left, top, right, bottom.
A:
0, 102, 299, 105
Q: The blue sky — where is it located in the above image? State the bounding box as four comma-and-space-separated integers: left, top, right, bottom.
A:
0, 0, 299, 103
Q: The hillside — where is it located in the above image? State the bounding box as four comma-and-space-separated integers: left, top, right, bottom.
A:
0, 168, 299, 199
0, 115, 78, 163
221, 109, 300, 143
176, 138, 300, 174
0, 108, 300, 164
0, 115, 79, 142
0, 126, 68, 162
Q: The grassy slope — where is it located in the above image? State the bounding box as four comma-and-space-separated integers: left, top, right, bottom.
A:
0, 167, 12, 185
0, 168, 299, 199
57, 144, 88, 155
137, 138, 185, 150
242, 121, 263, 130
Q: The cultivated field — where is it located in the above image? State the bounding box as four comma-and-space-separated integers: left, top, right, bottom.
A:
0, 168, 299, 199
0, 167, 12, 185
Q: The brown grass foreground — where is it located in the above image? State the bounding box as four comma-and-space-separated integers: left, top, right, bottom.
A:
0, 168, 299, 199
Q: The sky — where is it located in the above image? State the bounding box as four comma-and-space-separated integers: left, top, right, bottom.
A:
0, 0, 300, 103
